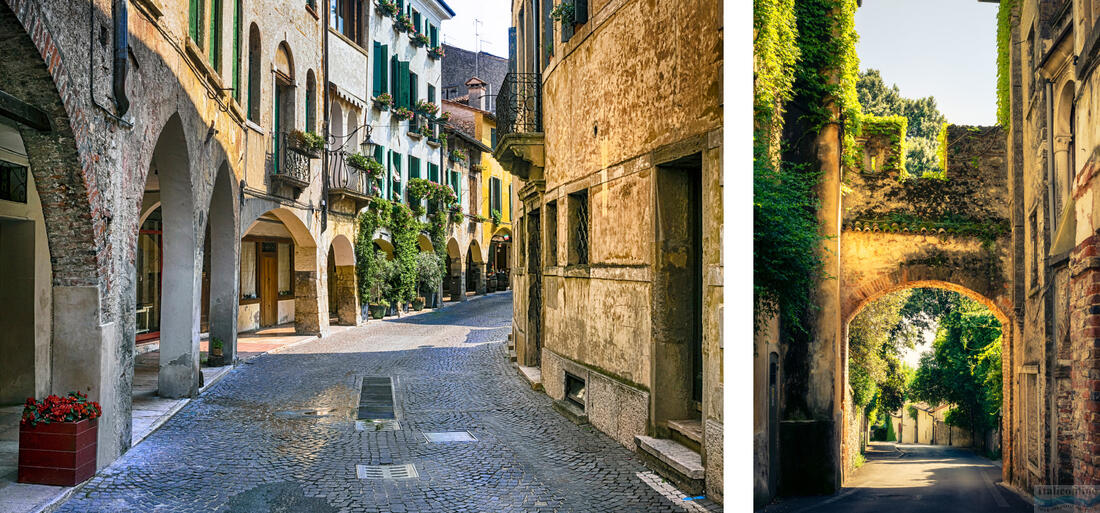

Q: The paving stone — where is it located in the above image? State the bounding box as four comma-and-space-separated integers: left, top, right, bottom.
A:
53, 293, 716, 513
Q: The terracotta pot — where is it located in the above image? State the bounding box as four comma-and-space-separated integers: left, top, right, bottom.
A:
18, 417, 98, 486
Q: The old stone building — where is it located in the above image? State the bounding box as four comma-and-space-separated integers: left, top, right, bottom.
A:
440, 43, 508, 109
0, 0, 425, 475
494, 0, 723, 501
1007, 0, 1100, 490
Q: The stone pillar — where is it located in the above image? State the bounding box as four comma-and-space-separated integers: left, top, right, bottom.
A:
451, 264, 466, 301
294, 246, 327, 336
476, 263, 488, 295
334, 265, 360, 325
159, 243, 201, 399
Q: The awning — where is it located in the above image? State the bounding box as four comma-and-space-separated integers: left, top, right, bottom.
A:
330, 82, 366, 111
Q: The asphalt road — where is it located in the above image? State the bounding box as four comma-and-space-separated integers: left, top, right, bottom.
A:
52, 293, 716, 513
761, 442, 1032, 513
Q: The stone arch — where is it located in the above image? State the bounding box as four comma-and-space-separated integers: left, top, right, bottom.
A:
417, 233, 434, 252
445, 237, 464, 301
373, 237, 395, 260
203, 162, 240, 364
468, 239, 485, 263
466, 239, 485, 295
327, 234, 358, 326
0, 2, 105, 291
275, 41, 294, 81
1054, 81, 1076, 219
147, 113, 200, 398
241, 206, 322, 335
305, 69, 317, 132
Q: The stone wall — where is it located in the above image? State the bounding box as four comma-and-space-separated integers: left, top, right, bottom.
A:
440, 44, 508, 107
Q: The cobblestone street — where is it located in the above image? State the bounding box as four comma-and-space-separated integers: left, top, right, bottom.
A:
52, 293, 718, 513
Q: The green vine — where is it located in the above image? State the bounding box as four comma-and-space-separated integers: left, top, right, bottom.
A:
996, 0, 1015, 127
355, 198, 420, 307
857, 115, 907, 177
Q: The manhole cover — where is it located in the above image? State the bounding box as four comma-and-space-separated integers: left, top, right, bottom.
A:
356, 464, 418, 480
356, 420, 400, 431
424, 431, 477, 443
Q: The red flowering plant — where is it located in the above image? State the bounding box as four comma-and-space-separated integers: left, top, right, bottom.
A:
21, 392, 102, 427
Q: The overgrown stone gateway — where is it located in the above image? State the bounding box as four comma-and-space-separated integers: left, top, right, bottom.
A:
755, 0, 1100, 506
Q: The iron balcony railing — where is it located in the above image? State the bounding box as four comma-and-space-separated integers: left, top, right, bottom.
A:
496, 72, 542, 137
330, 152, 377, 198
273, 131, 315, 189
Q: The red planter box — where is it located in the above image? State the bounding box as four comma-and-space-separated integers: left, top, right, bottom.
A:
18, 417, 97, 486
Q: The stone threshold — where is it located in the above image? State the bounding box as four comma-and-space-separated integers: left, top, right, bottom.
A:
516, 364, 543, 391
634, 435, 705, 496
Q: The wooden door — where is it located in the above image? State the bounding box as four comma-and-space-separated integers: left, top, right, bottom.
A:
260, 253, 278, 327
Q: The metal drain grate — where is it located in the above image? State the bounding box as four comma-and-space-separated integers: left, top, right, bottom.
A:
424, 431, 477, 443
356, 464, 418, 480
356, 419, 400, 431
358, 377, 396, 420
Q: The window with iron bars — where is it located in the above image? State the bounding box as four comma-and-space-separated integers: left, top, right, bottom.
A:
567, 190, 588, 266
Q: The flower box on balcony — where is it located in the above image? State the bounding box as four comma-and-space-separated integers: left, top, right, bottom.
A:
373, 93, 393, 111
410, 32, 430, 48
428, 46, 445, 60
18, 392, 101, 487
375, 0, 398, 17
392, 107, 414, 122
287, 130, 324, 159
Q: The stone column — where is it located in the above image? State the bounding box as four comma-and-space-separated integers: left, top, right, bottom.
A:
294, 246, 327, 336
451, 266, 466, 301
476, 263, 488, 295
334, 265, 360, 325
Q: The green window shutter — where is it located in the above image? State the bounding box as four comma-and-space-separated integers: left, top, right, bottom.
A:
232, 0, 240, 102
410, 72, 418, 105
451, 170, 461, 204
381, 45, 389, 93
390, 55, 398, 97
409, 156, 420, 179
374, 145, 385, 194
189, 0, 201, 42
398, 60, 410, 108
413, 11, 421, 33
428, 163, 438, 182
430, 25, 438, 47
428, 85, 435, 104
372, 42, 382, 97
209, 0, 222, 69
397, 0, 404, 12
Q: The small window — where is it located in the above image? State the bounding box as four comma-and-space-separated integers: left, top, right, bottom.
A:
567, 190, 589, 266
565, 373, 586, 410
490, 128, 498, 149
409, 155, 420, 179
1029, 210, 1039, 288
490, 177, 502, 214
0, 162, 28, 203
545, 200, 558, 266
330, 0, 362, 43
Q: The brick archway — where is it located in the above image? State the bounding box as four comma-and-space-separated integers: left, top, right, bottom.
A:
1, 1, 108, 294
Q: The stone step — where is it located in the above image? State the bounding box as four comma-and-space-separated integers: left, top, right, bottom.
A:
552, 399, 588, 425
634, 436, 705, 496
508, 349, 517, 362
517, 364, 543, 391
668, 418, 703, 453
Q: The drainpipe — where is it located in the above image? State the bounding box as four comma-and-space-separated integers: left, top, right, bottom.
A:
321, 1, 330, 232
1043, 78, 1058, 474
112, 0, 130, 117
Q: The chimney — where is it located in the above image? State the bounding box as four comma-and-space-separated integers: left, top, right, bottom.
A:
466, 77, 488, 111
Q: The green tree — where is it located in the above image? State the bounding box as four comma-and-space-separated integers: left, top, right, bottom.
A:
856, 69, 947, 177
909, 295, 1002, 440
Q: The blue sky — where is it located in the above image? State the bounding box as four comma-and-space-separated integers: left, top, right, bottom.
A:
440, 0, 511, 58
855, 0, 1000, 125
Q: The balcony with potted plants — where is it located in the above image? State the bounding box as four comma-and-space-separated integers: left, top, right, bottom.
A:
274, 129, 322, 190
372, 92, 394, 112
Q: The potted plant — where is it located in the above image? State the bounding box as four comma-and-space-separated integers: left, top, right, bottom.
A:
490, 209, 502, 225
428, 46, 445, 60
375, 0, 398, 17
415, 99, 439, 117
416, 252, 443, 309
369, 299, 389, 319
449, 149, 467, 163
288, 129, 325, 158
19, 392, 102, 486
412, 296, 426, 311
410, 32, 430, 48
208, 337, 225, 366
373, 92, 394, 111
550, 1, 575, 23
449, 209, 464, 224
394, 14, 414, 33
392, 107, 414, 122
472, 213, 490, 223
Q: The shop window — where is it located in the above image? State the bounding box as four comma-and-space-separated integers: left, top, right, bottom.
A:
240, 241, 257, 299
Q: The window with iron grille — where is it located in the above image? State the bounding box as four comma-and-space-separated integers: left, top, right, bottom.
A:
545, 200, 558, 266
0, 162, 27, 203
567, 190, 588, 266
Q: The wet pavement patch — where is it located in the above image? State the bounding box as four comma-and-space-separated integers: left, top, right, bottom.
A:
356, 464, 419, 480
424, 431, 477, 442
355, 419, 400, 431
222, 482, 338, 513
273, 408, 335, 418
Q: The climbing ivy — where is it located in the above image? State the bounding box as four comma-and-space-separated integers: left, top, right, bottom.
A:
858, 115, 907, 176
996, 0, 1016, 127
753, 0, 860, 337
354, 197, 419, 307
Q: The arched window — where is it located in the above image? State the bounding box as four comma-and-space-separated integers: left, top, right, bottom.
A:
208, 0, 222, 70
1054, 82, 1075, 223
232, 0, 242, 103
306, 70, 316, 133
347, 111, 358, 150
247, 23, 261, 122
273, 43, 296, 169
